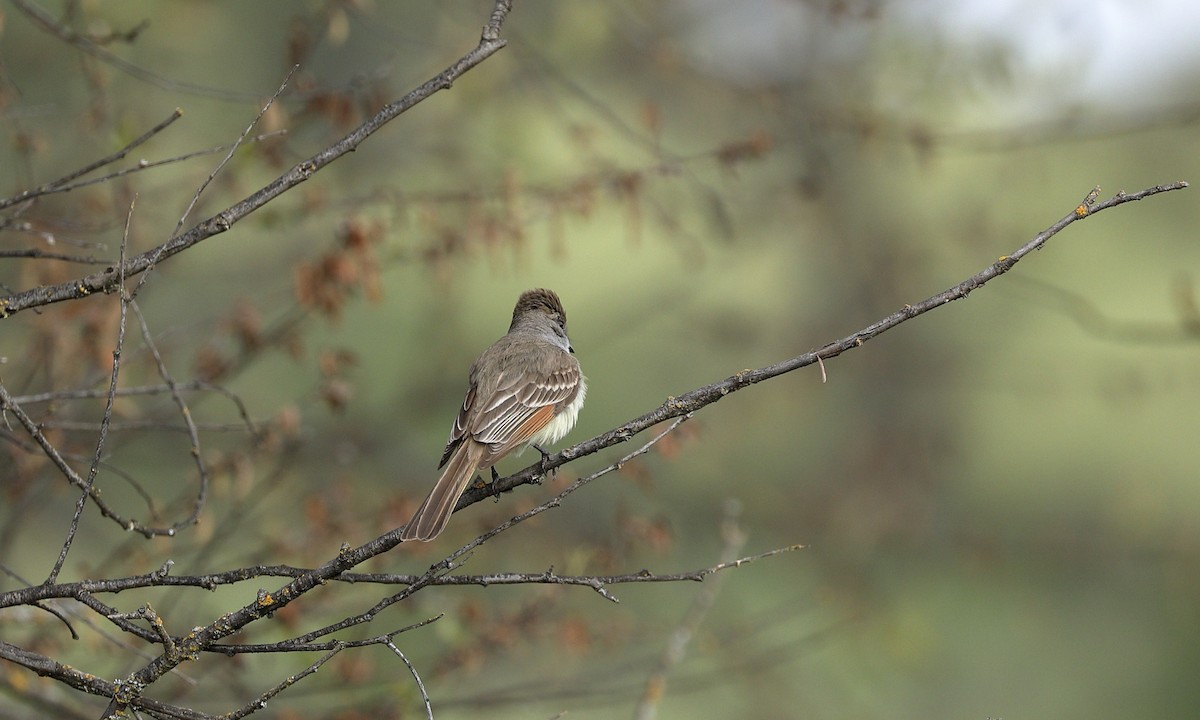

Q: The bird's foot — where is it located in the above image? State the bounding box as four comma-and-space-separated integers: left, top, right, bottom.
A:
472, 470, 504, 502
489, 466, 502, 501
531, 443, 555, 484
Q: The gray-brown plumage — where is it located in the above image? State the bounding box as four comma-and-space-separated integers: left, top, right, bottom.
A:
401, 289, 586, 542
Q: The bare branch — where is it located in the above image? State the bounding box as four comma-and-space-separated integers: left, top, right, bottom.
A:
0, 109, 182, 212
12, 381, 258, 436
0, 640, 119, 701
0, 1, 514, 320
31, 600, 80, 640
44, 196, 135, 584
0, 290, 203, 539
219, 644, 347, 720
107, 604, 176, 658
0, 248, 110, 265
385, 640, 434, 720
0, 562, 200, 682
167, 69, 294, 244
127, 300, 211, 528
456, 183, 1192, 510
0, 542, 805, 610
0, 641, 211, 719
0, 129, 286, 215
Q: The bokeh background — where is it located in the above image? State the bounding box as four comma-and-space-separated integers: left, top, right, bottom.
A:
2, 1, 1199, 718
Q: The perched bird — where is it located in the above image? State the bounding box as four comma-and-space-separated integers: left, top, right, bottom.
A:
401, 289, 586, 542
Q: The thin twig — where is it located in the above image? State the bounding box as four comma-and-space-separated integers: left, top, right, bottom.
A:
13, 380, 257, 434
31, 600, 80, 640
0, 130, 287, 211
128, 300, 210, 528
218, 644, 346, 720
0, 384, 170, 536
0, 109, 182, 212
0, 562, 199, 690
385, 640, 434, 720
107, 603, 176, 658
44, 195, 135, 585
0, 248, 110, 265
168, 68, 295, 244
214, 617, 444, 655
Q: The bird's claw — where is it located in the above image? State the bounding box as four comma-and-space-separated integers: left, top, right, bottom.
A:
531, 443, 556, 484
489, 467, 502, 501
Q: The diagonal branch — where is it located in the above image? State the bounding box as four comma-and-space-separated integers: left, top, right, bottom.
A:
0, 0, 514, 320
218, 643, 347, 720
0, 641, 213, 720
0, 383, 185, 538
455, 182, 1191, 511
0, 109, 182, 212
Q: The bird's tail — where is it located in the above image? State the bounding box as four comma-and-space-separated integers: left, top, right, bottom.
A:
401, 441, 486, 542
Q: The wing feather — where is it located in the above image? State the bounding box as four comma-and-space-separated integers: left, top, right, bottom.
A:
438, 351, 582, 469
473, 364, 581, 458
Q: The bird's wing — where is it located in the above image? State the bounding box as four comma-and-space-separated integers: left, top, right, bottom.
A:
472, 364, 581, 461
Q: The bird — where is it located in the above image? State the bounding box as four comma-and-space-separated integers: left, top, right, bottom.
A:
401, 288, 586, 542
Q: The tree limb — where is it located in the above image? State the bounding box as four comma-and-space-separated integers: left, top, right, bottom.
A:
0, 1, 514, 320
458, 182, 1191, 510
